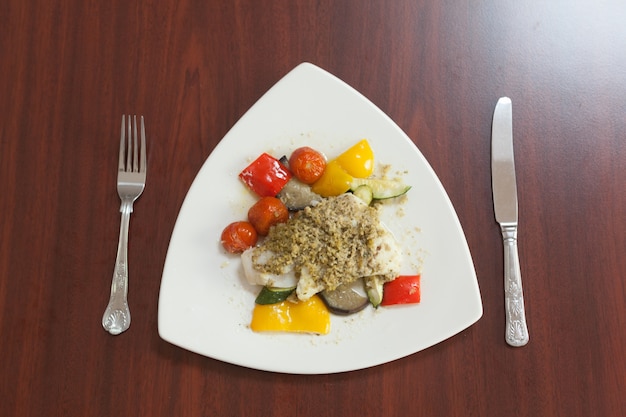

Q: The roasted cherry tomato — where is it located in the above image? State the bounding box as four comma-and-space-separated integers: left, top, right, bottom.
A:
381, 275, 421, 306
221, 221, 258, 253
288, 146, 327, 184
239, 153, 292, 197
248, 196, 289, 236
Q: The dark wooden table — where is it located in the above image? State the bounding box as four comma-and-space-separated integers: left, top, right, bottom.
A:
2, 1, 625, 416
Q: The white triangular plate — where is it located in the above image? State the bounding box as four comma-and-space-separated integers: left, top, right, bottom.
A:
158, 63, 482, 374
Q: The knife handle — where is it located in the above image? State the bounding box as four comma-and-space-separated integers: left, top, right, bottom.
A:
501, 224, 529, 347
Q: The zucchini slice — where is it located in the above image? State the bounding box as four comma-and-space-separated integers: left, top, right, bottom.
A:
350, 178, 411, 200
364, 276, 384, 308
352, 184, 373, 205
255, 286, 296, 305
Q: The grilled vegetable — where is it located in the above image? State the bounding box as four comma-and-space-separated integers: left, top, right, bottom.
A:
247, 196, 289, 236
239, 153, 292, 197
220, 221, 258, 253
364, 276, 384, 308
277, 178, 323, 210
320, 281, 369, 315
289, 146, 327, 184
255, 286, 296, 305
335, 139, 374, 178
381, 275, 421, 306
352, 184, 373, 205
311, 160, 353, 197
250, 295, 331, 334
350, 178, 411, 200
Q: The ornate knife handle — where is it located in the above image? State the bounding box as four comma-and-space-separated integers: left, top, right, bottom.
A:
501, 224, 529, 346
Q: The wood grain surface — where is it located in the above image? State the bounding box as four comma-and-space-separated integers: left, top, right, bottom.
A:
1, 1, 625, 416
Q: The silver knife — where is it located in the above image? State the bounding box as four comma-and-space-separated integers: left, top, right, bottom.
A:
491, 97, 529, 347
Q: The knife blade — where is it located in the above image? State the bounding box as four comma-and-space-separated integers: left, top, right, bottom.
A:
491, 97, 529, 347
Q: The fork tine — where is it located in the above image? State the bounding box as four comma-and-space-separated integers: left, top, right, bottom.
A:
140, 116, 147, 173
126, 116, 132, 171
119, 115, 127, 171
132, 115, 139, 172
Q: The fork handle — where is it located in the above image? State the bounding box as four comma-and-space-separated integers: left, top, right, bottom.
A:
501, 224, 529, 347
102, 202, 133, 335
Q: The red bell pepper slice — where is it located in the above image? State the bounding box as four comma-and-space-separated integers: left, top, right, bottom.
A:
239, 153, 292, 197
381, 275, 421, 306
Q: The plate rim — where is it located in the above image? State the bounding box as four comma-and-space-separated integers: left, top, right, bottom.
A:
158, 62, 483, 374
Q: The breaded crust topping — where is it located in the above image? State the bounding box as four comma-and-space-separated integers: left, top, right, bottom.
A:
251, 194, 401, 296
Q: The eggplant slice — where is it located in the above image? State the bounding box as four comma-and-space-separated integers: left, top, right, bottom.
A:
320, 282, 369, 315
277, 178, 323, 210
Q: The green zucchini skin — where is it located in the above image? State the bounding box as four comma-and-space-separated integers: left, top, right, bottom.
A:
350, 178, 411, 200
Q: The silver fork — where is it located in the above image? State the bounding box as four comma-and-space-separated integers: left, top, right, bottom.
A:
102, 115, 147, 335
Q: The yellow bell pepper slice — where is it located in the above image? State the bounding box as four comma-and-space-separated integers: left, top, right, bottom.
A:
311, 160, 353, 197
250, 295, 331, 334
335, 139, 374, 178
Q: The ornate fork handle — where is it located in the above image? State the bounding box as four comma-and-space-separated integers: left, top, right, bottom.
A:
102, 200, 133, 335
501, 225, 529, 346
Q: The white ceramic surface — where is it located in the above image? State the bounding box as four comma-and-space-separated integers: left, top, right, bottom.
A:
158, 63, 482, 374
